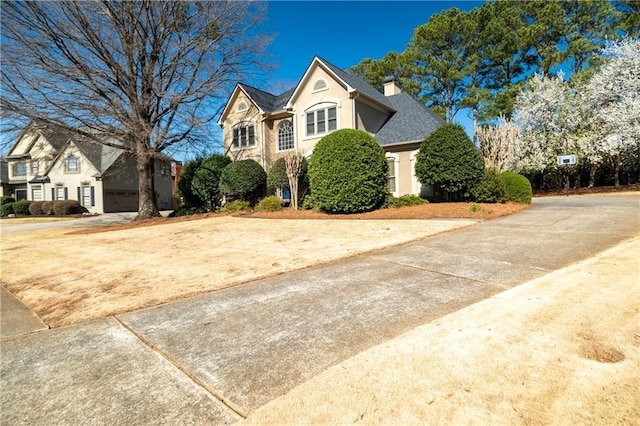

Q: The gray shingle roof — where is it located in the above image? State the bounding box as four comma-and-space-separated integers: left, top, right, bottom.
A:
239, 84, 293, 113
374, 93, 445, 146
317, 57, 394, 111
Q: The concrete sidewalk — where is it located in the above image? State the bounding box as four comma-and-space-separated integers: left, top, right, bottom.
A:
1, 194, 638, 424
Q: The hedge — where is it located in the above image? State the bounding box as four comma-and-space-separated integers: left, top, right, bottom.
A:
52, 200, 82, 216
29, 201, 45, 216
500, 172, 533, 204
219, 159, 267, 205
471, 168, 506, 203
308, 129, 388, 214
256, 195, 283, 212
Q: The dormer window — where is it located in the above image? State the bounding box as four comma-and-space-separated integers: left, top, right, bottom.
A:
312, 79, 328, 92
65, 154, 79, 173
237, 101, 248, 112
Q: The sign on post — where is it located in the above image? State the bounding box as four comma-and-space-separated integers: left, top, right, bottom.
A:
557, 155, 576, 166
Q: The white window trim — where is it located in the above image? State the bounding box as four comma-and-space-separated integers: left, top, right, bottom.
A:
312, 79, 328, 93
237, 101, 249, 112
302, 102, 339, 140
386, 153, 400, 197
277, 120, 295, 152
230, 121, 257, 150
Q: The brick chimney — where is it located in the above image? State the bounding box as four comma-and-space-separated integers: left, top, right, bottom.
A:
383, 75, 401, 96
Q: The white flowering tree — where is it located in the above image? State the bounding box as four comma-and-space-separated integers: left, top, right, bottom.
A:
507, 73, 577, 180
579, 38, 640, 186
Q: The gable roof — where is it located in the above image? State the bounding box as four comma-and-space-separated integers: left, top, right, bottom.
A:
239, 84, 293, 113
375, 92, 445, 146
285, 56, 395, 112
316, 57, 394, 110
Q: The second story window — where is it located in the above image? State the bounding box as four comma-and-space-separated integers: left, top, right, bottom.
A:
65, 154, 79, 173
31, 160, 39, 175
306, 106, 337, 137
13, 162, 27, 176
278, 121, 294, 151
232, 124, 255, 148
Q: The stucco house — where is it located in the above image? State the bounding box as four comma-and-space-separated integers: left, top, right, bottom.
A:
218, 56, 444, 197
0, 120, 174, 213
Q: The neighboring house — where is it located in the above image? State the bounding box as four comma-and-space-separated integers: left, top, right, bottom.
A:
0, 120, 174, 213
218, 56, 444, 197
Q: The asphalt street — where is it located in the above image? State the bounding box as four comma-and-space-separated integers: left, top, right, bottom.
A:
1, 193, 638, 424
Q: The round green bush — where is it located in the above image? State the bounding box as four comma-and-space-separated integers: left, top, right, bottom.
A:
29, 201, 45, 215
1, 196, 16, 205
221, 199, 251, 212
415, 124, 484, 200
386, 194, 428, 208
500, 171, 533, 204
256, 195, 283, 212
1, 202, 15, 217
177, 158, 204, 208
52, 200, 81, 216
191, 154, 231, 210
219, 159, 267, 205
471, 168, 506, 203
12, 200, 32, 215
308, 129, 388, 214
267, 157, 289, 189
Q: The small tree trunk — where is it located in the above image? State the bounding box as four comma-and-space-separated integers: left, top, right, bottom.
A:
136, 150, 160, 220
588, 164, 597, 188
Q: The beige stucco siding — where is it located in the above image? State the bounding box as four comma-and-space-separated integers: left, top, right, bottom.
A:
385, 144, 423, 196
221, 90, 266, 167
355, 99, 388, 134
291, 65, 353, 153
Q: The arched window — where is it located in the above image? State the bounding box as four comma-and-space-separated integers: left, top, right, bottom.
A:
278, 120, 294, 151
313, 79, 327, 92
237, 101, 248, 112
65, 154, 78, 172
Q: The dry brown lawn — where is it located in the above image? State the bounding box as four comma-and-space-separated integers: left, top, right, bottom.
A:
244, 236, 640, 425
2, 202, 522, 327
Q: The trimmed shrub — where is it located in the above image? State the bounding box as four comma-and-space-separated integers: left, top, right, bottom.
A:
501, 172, 533, 204
1, 196, 16, 205
1, 202, 15, 217
267, 157, 289, 190
177, 158, 204, 208
256, 195, 283, 212
471, 168, 506, 203
53, 200, 82, 216
42, 201, 55, 215
169, 206, 207, 217
308, 129, 388, 214
29, 201, 45, 215
386, 194, 428, 208
219, 159, 267, 205
12, 200, 32, 215
220, 199, 251, 213
191, 154, 232, 210
415, 124, 484, 201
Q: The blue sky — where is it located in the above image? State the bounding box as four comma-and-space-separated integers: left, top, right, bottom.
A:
257, 1, 485, 134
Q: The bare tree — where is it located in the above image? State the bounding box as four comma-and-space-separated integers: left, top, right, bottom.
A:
1, 1, 270, 219
283, 150, 305, 210
478, 117, 520, 172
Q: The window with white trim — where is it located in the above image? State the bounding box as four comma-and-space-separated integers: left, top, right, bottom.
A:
387, 154, 399, 196
65, 154, 79, 173
237, 101, 248, 112
31, 160, 39, 175
13, 162, 27, 176
32, 186, 43, 201
306, 106, 337, 136
232, 124, 255, 148
312, 79, 327, 92
278, 121, 294, 151
56, 185, 66, 200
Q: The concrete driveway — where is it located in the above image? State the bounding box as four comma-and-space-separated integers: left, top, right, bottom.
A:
1, 194, 638, 424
